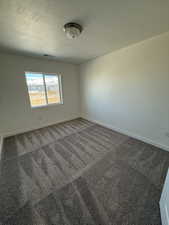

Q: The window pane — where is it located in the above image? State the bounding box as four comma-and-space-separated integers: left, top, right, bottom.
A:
25, 73, 46, 107
45, 75, 61, 104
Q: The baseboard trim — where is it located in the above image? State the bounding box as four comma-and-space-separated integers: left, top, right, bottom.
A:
160, 169, 169, 225
82, 117, 169, 152
2, 117, 80, 138
2, 116, 169, 152
0, 135, 4, 157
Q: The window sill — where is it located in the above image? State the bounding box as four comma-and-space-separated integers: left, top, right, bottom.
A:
31, 102, 63, 109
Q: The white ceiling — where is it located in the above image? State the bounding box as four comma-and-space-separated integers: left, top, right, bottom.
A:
0, 0, 169, 64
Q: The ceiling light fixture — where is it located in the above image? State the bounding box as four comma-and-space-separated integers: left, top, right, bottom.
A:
63, 22, 83, 39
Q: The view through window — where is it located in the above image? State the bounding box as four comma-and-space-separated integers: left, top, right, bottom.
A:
25, 72, 62, 107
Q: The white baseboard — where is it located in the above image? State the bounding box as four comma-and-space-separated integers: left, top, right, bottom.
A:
0, 135, 4, 158
2, 116, 80, 138
1, 115, 169, 152
82, 117, 169, 152
160, 169, 169, 225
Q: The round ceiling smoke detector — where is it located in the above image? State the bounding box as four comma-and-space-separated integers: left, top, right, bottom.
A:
63, 22, 82, 39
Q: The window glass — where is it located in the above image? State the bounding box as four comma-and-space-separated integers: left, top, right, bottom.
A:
25, 73, 46, 107
45, 75, 61, 104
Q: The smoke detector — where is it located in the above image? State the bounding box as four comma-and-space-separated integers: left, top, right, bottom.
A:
63, 22, 83, 39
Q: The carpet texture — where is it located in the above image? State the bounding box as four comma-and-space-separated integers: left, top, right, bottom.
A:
0, 118, 169, 225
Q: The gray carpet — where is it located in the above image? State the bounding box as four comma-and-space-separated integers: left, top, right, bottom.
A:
0, 118, 169, 225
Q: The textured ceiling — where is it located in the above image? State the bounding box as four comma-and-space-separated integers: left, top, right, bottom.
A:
0, 0, 169, 64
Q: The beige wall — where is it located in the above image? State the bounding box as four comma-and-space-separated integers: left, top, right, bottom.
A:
80, 32, 169, 151
0, 53, 80, 136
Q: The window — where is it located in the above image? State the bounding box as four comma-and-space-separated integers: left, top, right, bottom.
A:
25, 72, 63, 108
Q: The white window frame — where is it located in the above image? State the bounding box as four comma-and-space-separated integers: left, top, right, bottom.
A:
25, 72, 63, 108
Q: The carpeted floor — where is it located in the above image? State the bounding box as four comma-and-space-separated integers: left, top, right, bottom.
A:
0, 118, 169, 225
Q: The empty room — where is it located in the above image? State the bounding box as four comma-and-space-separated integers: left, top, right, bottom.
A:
0, 0, 169, 224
